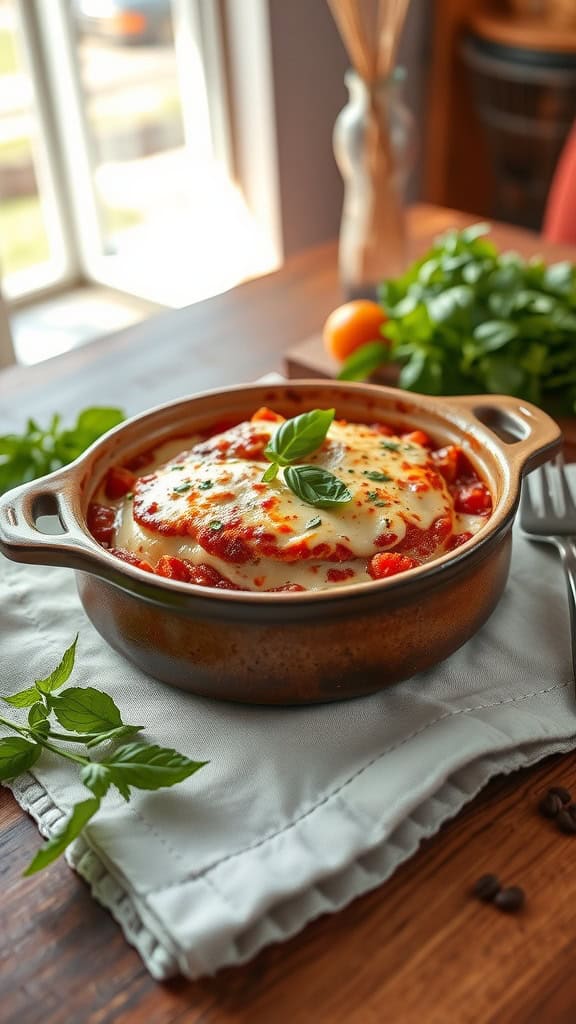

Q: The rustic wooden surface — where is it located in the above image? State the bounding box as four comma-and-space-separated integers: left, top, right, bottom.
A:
2, 204, 576, 1024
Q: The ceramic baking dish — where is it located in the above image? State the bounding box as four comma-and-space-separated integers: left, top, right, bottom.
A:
0, 381, 562, 703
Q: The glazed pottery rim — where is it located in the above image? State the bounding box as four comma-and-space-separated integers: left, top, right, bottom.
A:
58, 378, 560, 609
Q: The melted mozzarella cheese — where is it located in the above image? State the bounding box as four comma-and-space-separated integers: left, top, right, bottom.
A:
108, 416, 486, 591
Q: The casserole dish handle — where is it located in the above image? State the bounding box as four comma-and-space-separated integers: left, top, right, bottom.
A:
448, 394, 563, 475
0, 470, 107, 573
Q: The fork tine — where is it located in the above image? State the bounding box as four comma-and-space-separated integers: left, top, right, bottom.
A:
555, 455, 576, 517
540, 462, 556, 516
520, 458, 576, 536
521, 473, 537, 514
520, 469, 544, 523
520, 457, 576, 698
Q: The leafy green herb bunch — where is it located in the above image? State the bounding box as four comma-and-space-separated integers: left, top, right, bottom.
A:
340, 223, 576, 416
0, 407, 125, 495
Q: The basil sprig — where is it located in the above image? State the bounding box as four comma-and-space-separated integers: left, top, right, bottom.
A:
263, 408, 335, 483
262, 408, 352, 508
0, 637, 207, 875
0, 407, 125, 495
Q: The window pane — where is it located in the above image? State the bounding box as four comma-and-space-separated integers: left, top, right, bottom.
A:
76, 2, 183, 246
72, 1, 275, 305
0, 0, 64, 296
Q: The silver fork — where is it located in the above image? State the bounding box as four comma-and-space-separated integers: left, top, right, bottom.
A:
520, 457, 576, 690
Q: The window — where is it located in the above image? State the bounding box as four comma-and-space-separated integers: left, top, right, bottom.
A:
1, 0, 277, 317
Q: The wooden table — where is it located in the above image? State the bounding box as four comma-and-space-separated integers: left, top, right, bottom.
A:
2, 204, 576, 1024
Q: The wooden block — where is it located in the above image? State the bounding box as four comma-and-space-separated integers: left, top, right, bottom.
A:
284, 334, 399, 385
284, 334, 338, 380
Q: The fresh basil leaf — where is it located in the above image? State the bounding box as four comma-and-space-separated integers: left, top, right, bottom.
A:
463, 260, 490, 285
0, 437, 24, 456
480, 357, 526, 395
265, 409, 335, 467
99, 743, 208, 792
440, 254, 470, 273
54, 407, 125, 463
284, 465, 352, 508
28, 703, 50, 737
2, 685, 41, 708
473, 321, 518, 352
261, 461, 279, 483
49, 686, 123, 733
436, 228, 458, 256
80, 762, 115, 800
487, 291, 516, 318
520, 342, 547, 376
379, 278, 403, 308
0, 737, 41, 780
488, 264, 522, 295
82, 761, 131, 800
28, 702, 49, 724
543, 261, 574, 295
513, 290, 555, 315
417, 259, 441, 286
35, 636, 78, 695
461, 222, 490, 243
550, 309, 576, 331
426, 285, 473, 324
75, 407, 125, 437
305, 516, 322, 530
23, 797, 100, 876
387, 301, 432, 344
387, 293, 419, 318
400, 352, 445, 394
338, 341, 390, 382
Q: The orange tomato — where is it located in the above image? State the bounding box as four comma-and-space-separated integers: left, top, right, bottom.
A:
322, 299, 388, 362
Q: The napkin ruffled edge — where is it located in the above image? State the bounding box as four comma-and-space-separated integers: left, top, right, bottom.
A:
7, 732, 576, 981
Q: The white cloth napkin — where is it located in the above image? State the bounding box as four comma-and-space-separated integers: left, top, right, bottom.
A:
2, 490, 576, 980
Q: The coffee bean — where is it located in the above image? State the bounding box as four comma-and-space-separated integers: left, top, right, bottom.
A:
556, 806, 576, 835
472, 873, 501, 902
548, 786, 572, 805
494, 886, 525, 913
539, 792, 563, 819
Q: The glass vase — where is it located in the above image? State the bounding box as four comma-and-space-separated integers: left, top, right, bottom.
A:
333, 68, 415, 300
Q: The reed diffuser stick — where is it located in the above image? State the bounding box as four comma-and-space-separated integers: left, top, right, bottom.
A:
329, 0, 413, 295
328, 0, 410, 82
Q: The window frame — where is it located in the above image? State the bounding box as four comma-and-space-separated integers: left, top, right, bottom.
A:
2, 0, 82, 306
3, 0, 243, 308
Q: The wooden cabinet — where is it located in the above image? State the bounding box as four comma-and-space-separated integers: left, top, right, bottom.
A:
423, 1, 576, 228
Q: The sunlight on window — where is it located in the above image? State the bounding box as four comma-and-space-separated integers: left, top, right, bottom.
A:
76, 13, 277, 307
95, 156, 277, 306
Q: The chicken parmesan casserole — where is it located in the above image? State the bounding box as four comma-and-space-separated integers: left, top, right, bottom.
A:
87, 406, 493, 593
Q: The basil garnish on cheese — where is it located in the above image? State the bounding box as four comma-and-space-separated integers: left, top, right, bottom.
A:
262, 408, 352, 508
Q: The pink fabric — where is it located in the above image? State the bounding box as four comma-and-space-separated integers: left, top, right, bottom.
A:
543, 120, 576, 244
